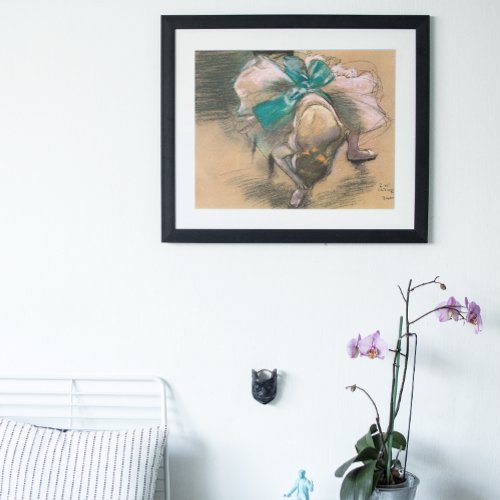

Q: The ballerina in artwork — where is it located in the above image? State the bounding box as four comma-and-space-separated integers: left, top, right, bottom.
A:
234, 52, 390, 207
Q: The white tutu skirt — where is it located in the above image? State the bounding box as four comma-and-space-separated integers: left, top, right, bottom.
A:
234, 55, 389, 157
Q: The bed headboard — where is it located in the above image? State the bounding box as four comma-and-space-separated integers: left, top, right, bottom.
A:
0, 375, 169, 500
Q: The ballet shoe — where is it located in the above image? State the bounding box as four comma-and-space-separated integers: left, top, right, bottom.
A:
347, 149, 378, 162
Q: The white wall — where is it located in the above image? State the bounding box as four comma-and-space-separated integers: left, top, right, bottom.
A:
0, 1, 498, 499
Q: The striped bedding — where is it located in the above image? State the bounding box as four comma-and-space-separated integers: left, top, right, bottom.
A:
0, 418, 167, 500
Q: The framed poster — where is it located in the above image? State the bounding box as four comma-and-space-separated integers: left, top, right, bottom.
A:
161, 15, 429, 243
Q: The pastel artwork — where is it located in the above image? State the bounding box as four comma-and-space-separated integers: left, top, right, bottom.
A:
195, 50, 395, 209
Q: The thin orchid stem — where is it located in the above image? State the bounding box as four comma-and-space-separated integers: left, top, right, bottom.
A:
396, 280, 456, 417
409, 306, 466, 325
346, 385, 382, 425
409, 276, 445, 292
389, 349, 406, 357
346, 384, 386, 458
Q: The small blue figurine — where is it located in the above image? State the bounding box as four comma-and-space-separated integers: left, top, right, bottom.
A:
284, 470, 314, 500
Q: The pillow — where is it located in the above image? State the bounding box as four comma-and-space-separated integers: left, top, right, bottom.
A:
0, 418, 167, 500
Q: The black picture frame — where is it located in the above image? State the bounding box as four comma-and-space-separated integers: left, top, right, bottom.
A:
161, 15, 429, 243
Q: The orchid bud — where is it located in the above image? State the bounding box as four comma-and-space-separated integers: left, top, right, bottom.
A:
440, 283, 447, 290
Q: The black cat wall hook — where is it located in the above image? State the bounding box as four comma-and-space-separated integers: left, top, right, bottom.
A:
252, 369, 278, 405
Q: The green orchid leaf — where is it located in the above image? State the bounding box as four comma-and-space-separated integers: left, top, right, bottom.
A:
335, 457, 357, 478
356, 429, 376, 454
371, 432, 384, 451
391, 431, 407, 451
335, 448, 379, 478
358, 446, 379, 464
382, 430, 407, 450
340, 461, 377, 500
368, 424, 385, 451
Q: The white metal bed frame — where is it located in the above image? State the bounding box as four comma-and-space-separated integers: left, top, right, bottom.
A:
0, 375, 170, 500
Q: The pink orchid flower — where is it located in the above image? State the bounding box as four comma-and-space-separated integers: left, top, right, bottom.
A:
346, 334, 362, 358
465, 297, 483, 334
358, 331, 389, 360
437, 296, 462, 322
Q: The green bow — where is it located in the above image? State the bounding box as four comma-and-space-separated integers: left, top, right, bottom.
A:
252, 56, 335, 129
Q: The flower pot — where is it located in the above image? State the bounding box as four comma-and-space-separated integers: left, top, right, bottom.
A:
370, 473, 420, 500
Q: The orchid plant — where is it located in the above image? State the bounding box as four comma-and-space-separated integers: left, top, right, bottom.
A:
336, 277, 482, 500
